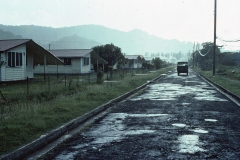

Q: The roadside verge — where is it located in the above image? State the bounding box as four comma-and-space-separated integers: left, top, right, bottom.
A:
198, 73, 240, 106
0, 71, 171, 160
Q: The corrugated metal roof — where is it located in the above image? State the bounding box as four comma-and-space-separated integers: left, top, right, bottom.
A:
0, 39, 30, 52
49, 49, 93, 58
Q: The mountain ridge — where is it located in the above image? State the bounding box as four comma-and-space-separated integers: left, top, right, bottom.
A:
0, 24, 193, 54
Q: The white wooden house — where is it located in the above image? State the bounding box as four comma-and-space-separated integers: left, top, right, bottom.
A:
34, 49, 108, 74
123, 55, 145, 69
0, 39, 63, 82
144, 57, 153, 64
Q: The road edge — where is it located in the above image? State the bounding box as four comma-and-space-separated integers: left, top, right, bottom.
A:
0, 71, 171, 160
197, 73, 240, 106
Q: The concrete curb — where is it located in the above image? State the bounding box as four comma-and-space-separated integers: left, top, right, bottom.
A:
198, 74, 240, 104
0, 72, 169, 160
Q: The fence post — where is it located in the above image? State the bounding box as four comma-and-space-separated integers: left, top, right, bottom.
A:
65, 75, 66, 87
0, 91, 7, 102
26, 77, 29, 95
77, 73, 79, 86
89, 72, 91, 83
48, 76, 50, 92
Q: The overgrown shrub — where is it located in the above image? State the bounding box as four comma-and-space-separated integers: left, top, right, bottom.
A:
119, 72, 125, 79
68, 79, 73, 88
97, 68, 104, 84
217, 66, 227, 74
108, 66, 113, 79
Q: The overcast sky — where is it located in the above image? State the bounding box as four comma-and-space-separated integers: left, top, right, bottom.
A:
0, 0, 239, 51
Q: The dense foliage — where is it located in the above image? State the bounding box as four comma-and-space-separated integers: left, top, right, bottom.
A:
152, 57, 165, 69
92, 44, 125, 70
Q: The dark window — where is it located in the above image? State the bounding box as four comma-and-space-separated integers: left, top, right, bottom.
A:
8, 52, 23, 67
83, 57, 89, 65
64, 58, 71, 65
8, 52, 15, 67
16, 52, 22, 66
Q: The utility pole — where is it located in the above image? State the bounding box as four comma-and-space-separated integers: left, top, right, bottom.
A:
188, 50, 190, 63
213, 0, 217, 76
193, 42, 195, 68
196, 43, 198, 68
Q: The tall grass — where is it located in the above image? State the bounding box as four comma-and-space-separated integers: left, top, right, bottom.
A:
193, 66, 240, 97
0, 66, 174, 155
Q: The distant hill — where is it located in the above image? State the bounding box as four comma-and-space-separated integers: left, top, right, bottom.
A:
0, 29, 23, 40
0, 24, 193, 54
43, 34, 101, 50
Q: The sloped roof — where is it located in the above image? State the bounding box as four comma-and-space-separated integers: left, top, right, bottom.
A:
0, 39, 63, 65
0, 39, 30, 51
144, 57, 153, 61
49, 49, 108, 64
125, 55, 140, 60
49, 49, 92, 58
125, 55, 145, 63
91, 51, 108, 64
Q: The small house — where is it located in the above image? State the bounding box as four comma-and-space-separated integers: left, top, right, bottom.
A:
0, 39, 63, 82
123, 55, 145, 69
144, 57, 153, 65
34, 49, 108, 74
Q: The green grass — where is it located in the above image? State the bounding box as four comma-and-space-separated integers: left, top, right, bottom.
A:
0, 66, 174, 155
193, 66, 240, 97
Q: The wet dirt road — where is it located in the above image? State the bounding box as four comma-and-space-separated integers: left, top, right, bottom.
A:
40, 69, 240, 159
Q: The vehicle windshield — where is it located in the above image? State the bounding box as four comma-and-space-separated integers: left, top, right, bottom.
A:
177, 62, 188, 66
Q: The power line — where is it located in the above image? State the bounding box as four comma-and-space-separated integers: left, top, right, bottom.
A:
218, 40, 240, 48
217, 37, 240, 42
196, 44, 213, 56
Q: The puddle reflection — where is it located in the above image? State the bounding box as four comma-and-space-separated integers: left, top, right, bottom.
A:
130, 82, 228, 102
178, 135, 207, 154
191, 128, 208, 134
129, 114, 168, 117
205, 119, 218, 122
172, 123, 186, 127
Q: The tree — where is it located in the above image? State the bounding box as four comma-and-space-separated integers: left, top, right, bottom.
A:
145, 52, 149, 57
218, 52, 236, 66
175, 52, 182, 60
152, 57, 163, 69
92, 44, 125, 70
